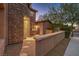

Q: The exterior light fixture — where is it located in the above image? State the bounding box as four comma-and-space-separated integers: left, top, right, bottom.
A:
23, 16, 29, 20
34, 25, 39, 30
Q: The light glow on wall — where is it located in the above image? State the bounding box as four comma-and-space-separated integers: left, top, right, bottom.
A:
24, 16, 30, 38
34, 25, 39, 30
32, 25, 39, 31
24, 16, 29, 20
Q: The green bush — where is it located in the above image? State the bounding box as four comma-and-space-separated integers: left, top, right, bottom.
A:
49, 21, 72, 38
60, 25, 72, 38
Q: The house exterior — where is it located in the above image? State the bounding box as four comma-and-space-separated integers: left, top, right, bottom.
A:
33, 20, 53, 35
0, 3, 65, 56
0, 3, 37, 45
0, 3, 53, 45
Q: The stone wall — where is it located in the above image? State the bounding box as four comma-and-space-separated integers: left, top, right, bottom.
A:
8, 3, 36, 44
8, 4, 23, 44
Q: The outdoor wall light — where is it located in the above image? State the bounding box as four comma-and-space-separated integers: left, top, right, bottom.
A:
23, 16, 29, 20
32, 25, 39, 31
34, 25, 39, 30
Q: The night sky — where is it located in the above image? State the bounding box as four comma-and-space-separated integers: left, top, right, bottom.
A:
32, 3, 61, 20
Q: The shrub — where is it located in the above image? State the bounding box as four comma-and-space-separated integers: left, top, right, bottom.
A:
60, 25, 72, 38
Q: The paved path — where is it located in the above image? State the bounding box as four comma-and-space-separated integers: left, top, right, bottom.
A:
5, 37, 35, 56
64, 32, 79, 56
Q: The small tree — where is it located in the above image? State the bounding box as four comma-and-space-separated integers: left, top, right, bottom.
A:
61, 4, 79, 36
41, 3, 79, 37
40, 6, 64, 32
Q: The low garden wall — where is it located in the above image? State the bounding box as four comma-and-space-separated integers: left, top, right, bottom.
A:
34, 31, 65, 56
19, 31, 65, 56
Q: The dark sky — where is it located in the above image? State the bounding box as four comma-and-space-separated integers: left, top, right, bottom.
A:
32, 3, 61, 20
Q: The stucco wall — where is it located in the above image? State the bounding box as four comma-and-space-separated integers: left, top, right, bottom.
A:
19, 31, 65, 56
0, 9, 5, 56
0, 10, 4, 39
34, 31, 65, 55
0, 39, 5, 55
0, 4, 6, 56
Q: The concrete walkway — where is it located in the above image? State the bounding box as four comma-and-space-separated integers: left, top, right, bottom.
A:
5, 37, 35, 56
64, 32, 79, 56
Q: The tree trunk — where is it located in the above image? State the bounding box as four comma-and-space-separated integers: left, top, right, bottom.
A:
71, 23, 74, 37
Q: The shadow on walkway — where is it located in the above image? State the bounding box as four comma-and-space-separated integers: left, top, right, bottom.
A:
4, 43, 23, 56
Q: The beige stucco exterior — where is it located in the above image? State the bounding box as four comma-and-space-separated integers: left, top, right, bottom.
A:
0, 9, 4, 38
0, 3, 8, 55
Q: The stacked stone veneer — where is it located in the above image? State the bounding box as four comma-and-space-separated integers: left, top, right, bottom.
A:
8, 4, 36, 44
